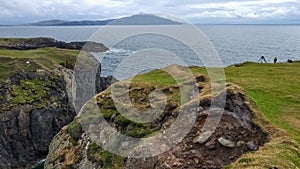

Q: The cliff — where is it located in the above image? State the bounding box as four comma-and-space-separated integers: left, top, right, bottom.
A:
44, 65, 268, 169
0, 40, 116, 168
0, 68, 76, 168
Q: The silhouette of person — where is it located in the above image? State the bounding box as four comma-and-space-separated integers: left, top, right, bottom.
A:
258, 56, 267, 63
274, 57, 278, 63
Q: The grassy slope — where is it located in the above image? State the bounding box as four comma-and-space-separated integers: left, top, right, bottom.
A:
0, 47, 79, 82
190, 62, 300, 143
226, 62, 300, 143
124, 62, 300, 168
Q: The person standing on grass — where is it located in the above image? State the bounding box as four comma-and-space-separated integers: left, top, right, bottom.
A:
274, 57, 278, 63
258, 56, 267, 63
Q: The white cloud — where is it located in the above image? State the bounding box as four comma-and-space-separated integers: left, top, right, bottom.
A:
0, 0, 299, 24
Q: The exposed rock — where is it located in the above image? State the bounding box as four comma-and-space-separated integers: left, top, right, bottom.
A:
193, 131, 212, 144
0, 69, 76, 168
97, 76, 118, 94
0, 65, 115, 168
44, 79, 268, 169
218, 137, 235, 148
205, 139, 216, 150
237, 140, 245, 147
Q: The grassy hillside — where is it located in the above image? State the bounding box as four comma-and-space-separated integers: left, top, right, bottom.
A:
0, 47, 79, 82
190, 62, 300, 144
112, 62, 300, 168
189, 62, 300, 168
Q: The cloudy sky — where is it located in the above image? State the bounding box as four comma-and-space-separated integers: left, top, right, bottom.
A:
1, 0, 300, 24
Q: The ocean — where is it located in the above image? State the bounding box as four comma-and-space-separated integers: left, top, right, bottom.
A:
1, 25, 299, 79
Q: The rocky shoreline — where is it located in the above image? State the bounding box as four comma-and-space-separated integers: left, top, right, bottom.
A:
0, 37, 108, 52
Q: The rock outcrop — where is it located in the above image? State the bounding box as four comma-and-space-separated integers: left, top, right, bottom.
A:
0, 37, 109, 52
44, 67, 268, 169
0, 69, 76, 169
0, 65, 117, 168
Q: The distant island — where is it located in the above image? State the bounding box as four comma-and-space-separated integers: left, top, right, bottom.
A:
23, 14, 182, 26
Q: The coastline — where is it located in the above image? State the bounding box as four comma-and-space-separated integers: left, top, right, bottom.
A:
0, 38, 299, 168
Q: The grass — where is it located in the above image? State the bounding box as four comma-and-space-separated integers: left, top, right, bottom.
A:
226, 62, 300, 143
11, 78, 49, 105
87, 142, 124, 168
67, 120, 82, 143
0, 47, 79, 82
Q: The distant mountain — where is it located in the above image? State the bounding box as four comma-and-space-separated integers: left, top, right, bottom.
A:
26, 19, 115, 26
110, 14, 182, 25
24, 14, 182, 26
27, 19, 68, 26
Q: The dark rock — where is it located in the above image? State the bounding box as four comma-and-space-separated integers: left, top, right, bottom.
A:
195, 75, 206, 82
0, 64, 114, 168
97, 76, 119, 93
0, 70, 76, 168
247, 141, 258, 151
0, 37, 109, 52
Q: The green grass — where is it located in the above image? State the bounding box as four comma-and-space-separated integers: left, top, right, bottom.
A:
0, 47, 79, 63
131, 69, 177, 87
87, 142, 124, 168
67, 120, 82, 142
11, 78, 49, 105
0, 47, 79, 82
225, 62, 300, 143
0, 38, 28, 45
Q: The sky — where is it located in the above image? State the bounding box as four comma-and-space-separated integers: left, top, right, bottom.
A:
0, 0, 300, 25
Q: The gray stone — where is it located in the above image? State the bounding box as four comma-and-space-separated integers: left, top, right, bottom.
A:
193, 131, 212, 144
237, 141, 245, 147
218, 137, 235, 148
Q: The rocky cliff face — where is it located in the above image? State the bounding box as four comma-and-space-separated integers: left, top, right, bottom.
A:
44, 69, 268, 169
0, 65, 117, 169
0, 69, 76, 169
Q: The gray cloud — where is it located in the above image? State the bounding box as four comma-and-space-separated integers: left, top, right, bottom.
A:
0, 0, 299, 24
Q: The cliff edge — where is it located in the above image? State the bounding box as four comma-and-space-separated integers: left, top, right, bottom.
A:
45, 65, 268, 169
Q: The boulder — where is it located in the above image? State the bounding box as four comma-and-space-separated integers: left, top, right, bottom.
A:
218, 137, 235, 148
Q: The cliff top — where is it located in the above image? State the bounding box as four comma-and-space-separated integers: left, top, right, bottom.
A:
0, 47, 79, 82
46, 63, 299, 168
0, 37, 109, 82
